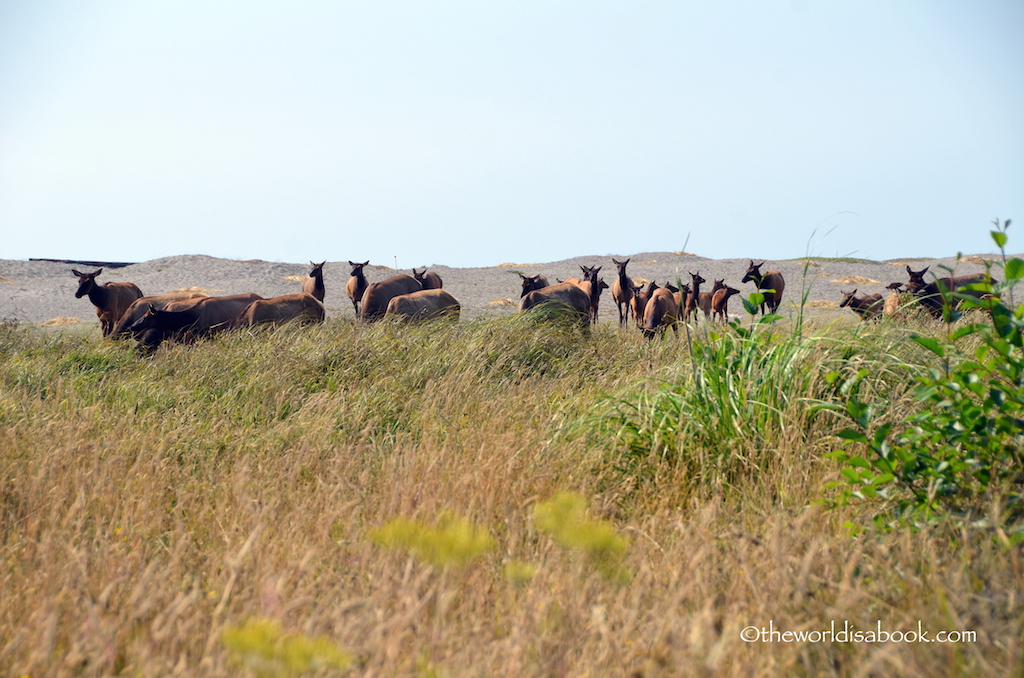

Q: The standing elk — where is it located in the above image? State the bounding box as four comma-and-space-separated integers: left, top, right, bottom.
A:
711, 284, 741, 323
345, 261, 370, 315
611, 258, 634, 326
72, 268, 144, 336
683, 271, 706, 322
518, 282, 592, 328
698, 279, 725, 320
518, 273, 550, 298
740, 261, 786, 315
642, 287, 680, 340
303, 261, 326, 302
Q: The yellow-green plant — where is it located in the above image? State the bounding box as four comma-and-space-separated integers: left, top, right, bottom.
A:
370, 510, 494, 568
221, 618, 351, 677
533, 491, 630, 580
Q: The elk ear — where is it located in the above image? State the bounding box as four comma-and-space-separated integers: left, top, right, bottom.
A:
71, 269, 82, 277
905, 265, 912, 274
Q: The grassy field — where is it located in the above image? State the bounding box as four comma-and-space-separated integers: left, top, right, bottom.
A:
1, 309, 1021, 677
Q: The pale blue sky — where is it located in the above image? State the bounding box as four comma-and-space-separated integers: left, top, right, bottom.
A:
2, 1, 1022, 268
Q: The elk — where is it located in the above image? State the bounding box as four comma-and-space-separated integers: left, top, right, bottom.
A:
385, 289, 460, 322
683, 271, 706, 322
127, 293, 262, 350
697, 279, 725, 320
631, 281, 658, 329
740, 261, 786, 314
302, 261, 326, 302
642, 287, 680, 340
711, 284, 741, 323
518, 282, 592, 328
359, 274, 422, 321
611, 258, 634, 326
72, 268, 144, 336
518, 273, 550, 298
412, 267, 443, 290
240, 293, 325, 327
839, 289, 884, 321
345, 261, 370, 315
110, 292, 209, 339
904, 265, 996, 319
884, 282, 904, 319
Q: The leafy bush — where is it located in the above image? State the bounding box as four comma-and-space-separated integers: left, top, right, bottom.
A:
829, 220, 1024, 530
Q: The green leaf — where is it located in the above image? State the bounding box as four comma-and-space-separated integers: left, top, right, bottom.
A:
992, 230, 1008, 249
912, 335, 945, 357
841, 468, 863, 483
1005, 258, 1024, 280
837, 428, 868, 444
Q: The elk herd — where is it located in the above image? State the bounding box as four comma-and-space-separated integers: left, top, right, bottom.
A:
71, 256, 999, 352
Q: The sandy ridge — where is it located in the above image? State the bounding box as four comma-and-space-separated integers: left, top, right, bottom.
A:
0, 252, 1011, 328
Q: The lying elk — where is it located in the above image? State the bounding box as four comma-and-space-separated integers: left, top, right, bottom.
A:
241, 293, 325, 327
128, 293, 262, 351
110, 292, 210, 340
905, 265, 997, 319
359, 274, 422, 321
741, 260, 786, 314
303, 261, 326, 302
839, 289, 884, 321
412, 267, 443, 290
72, 268, 144, 336
385, 289, 460, 322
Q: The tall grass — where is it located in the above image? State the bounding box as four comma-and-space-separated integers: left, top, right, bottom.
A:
0, 315, 1021, 676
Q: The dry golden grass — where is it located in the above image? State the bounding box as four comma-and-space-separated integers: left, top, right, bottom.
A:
0, 316, 1020, 677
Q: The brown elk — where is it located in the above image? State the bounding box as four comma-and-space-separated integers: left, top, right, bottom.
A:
839, 289, 884, 321
740, 261, 786, 314
697, 278, 725, 320
711, 284, 741, 323
359, 274, 422, 321
302, 261, 326, 302
683, 271, 706, 322
345, 261, 370, 315
240, 293, 325, 327
412, 267, 443, 290
904, 265, 996, 319
884, 282, 904, 318
127, 293, 263, 350
72, 268, 144, 336
385, 289, 461, 322
518, 273, 550, 298
642, 287, 680, 340
110, 292, 210, 339
611, 258, 634, 326
518, 282, 592, 328
631, 281, 658, 329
